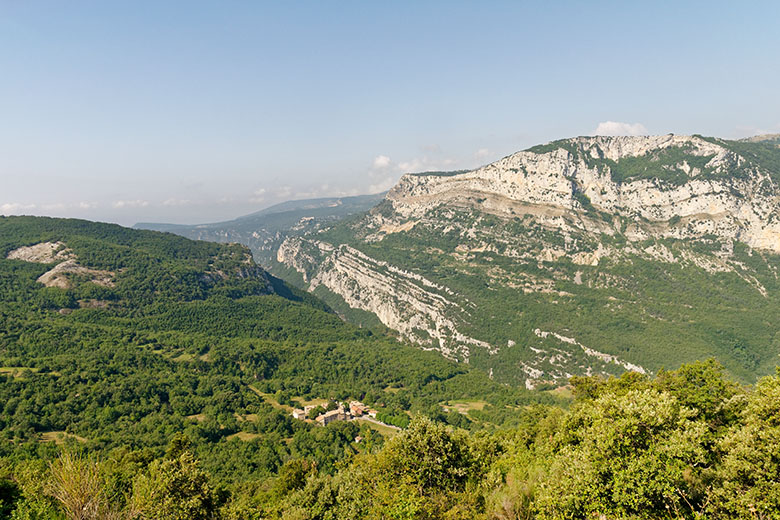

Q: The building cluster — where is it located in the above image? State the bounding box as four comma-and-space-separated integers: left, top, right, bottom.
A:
291, 400, 377, 426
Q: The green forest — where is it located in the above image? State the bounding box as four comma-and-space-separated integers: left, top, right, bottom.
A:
4, 362, 780, 519
1, 216, 779, 519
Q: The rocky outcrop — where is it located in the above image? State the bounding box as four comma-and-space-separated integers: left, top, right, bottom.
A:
36, 260, 115, 289
533, 329, 646, 374
6, 242, 73, 263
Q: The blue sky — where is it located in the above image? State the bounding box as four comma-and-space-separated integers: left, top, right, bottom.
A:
1, 1, 778, 225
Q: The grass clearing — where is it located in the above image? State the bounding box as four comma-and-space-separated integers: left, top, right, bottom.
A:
441, 399, 488, 414
0, 366, 40, 378
545, 385, 574, 399
226, 432, 263, 442
40, 431, 88, 444
247, 385, 294, 411
356, 418, 401, 438
293, 397, 329, 408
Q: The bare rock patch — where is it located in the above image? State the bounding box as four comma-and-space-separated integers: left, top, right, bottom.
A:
6, 241, 73, 263
7, 241, 115, 288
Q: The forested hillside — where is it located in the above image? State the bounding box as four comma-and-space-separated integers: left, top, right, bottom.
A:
0, 216, 555, 518
1, 216, 777, 519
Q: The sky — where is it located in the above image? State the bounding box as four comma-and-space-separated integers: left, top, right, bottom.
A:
1, 1, 779, 226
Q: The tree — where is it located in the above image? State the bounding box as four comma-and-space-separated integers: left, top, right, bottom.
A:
654, 359, 741, 429
272, 459, 316, 498
0, 477, 20, 518
708, 371, 780, 518
535, 388, 709, 519
130, 452, 216, 520
378, 416, 473, 493
307, 407, 325, 421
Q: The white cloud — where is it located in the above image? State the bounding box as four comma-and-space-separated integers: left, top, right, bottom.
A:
368, 177, 397, 194
0, 202, 37, 214
398, 157, 457, 173
248, 188, 267, 204
475, 148, 491, 160
41, 201, 100, 212
293, 185, 337, 200
593, 121, 648, 136
276, 186, 293, 199
251, 148, 481, 207
162, 198, 191, 207
372, 155, 391, 169
1, 201, 100, 215
370, 152, 459, 177
112, 199, 149, 209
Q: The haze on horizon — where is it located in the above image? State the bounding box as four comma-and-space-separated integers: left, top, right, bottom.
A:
1, 1, 778, 226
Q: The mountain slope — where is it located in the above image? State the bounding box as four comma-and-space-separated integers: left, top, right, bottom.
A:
0, 216, 545, 481
277, 135, 780, 386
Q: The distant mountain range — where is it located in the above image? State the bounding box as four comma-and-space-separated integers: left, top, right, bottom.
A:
740, 133, 780, 144
136, 193, 386, 267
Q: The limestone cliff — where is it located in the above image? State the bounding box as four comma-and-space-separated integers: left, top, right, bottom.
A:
381, 135, 780, 252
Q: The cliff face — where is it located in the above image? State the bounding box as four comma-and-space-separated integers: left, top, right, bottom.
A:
278, 237, 492, 360
277, 135, 780, 386
383, 135, 780, 252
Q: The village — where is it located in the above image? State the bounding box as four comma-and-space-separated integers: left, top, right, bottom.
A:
291, 400, 393, 429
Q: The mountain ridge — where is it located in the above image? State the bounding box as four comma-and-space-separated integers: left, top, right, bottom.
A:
276, 134, 780, 386
377, 134, 780, 252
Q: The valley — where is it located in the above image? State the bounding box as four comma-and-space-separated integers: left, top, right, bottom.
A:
6, 3, 779, 516
0, 216, 546, 476
149, 135, 780, 388
4, 135, 780, 519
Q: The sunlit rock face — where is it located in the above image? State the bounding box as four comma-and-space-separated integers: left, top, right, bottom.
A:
384, 135, 780, 253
